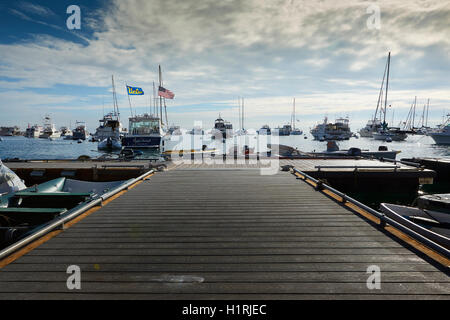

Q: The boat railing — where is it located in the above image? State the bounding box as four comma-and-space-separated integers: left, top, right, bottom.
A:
291, 167, 450, 259
0, 169, 155, 261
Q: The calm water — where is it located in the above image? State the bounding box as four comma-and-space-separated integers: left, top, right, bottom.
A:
0, 134, 449, 161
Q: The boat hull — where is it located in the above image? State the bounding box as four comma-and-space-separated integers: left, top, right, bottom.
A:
122, 135, 161, 149
429, 133, 450, 145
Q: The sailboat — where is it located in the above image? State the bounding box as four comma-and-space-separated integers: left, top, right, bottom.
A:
95, 76, 123, 150
290, 98, 303, 135
372, 52, 408, 142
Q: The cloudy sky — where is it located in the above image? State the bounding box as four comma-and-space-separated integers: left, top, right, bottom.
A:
0, 0, 449, 132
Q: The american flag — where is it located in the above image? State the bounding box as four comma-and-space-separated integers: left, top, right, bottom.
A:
158, 86, 175, 99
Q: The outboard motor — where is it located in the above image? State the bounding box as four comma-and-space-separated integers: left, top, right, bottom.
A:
347, 148, 362, 156
0, 159, 26, 196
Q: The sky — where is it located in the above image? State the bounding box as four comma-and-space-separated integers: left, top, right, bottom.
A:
0, 0, 449, 132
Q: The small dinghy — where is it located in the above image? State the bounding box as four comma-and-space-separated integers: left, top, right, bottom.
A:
380, 203, 450, 249
0, 173, 129, 247
98, 137, 122, 151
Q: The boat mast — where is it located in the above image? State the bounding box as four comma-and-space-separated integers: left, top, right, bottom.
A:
426, 99, 430, 127
383, 52, 391, 129
159, 65, 163, 126
242, 97, 244, 131
238, 97, 241, 131
126, 82, 134, 118
412, 96, 417, 129
373, 58, 388, 126
111, 75, 120, 120
292, 98, 296, 130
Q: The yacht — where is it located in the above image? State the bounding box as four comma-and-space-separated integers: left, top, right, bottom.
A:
122, 114, 163, 148
373, 127, 407, 141
25, 125, 43, 138
274, 124, 291, 136
258, 125, 271, 135
39, 116, 61, 139
359, 119, 383, 138
429, 115, 450, 145
211, 116, 233, 140
60, 127, 72, 137
310, 117, 352, 141
92, 113, 124, 142
72, 121, 88, 140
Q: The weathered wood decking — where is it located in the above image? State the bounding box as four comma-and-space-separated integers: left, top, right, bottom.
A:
0, 169, 448, 299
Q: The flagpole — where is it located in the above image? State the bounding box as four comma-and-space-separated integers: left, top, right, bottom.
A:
126, 83, 134, 118
159, 65, 163, 127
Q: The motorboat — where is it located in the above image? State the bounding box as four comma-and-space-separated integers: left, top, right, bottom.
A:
310, 117, 353, 140
318, 141, 400, 159
372, 127, 407, 141
380, 198, 450, 249
359, 119, 382, 138
0, 175, 131, 247
429, 115, 450, 145
122, 114, 163, 148
25, 125, 44, 138
258, 125, 271, 135
72, 121, 89, 140
211, 116, 233, 140
39, 116, 61, 139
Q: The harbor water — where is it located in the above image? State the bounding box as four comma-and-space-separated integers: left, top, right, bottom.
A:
0, 134, 449, 161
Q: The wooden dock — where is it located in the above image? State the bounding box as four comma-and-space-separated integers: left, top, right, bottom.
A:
0, 168, 449, 299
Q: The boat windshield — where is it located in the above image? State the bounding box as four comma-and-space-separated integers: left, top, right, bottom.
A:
130, 118, 160, 135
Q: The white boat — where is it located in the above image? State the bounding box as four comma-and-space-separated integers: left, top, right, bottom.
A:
0, 159, 26, 196
39, 116, 61, 139
310, 117, 352, 140
359, 119, 382, 138
258, 125, 271, 135
429, 115, 450, 145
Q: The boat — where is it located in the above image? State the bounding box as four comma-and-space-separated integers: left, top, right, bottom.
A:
258, 125, 271, 135
211, 116, 233, 140
122, 113, 163, 148
429, 114, 450, 145
290, 98, 303, 135
0, 127, 20, 137
39, 116, 61, 139
60, 127, 72, 137
0, 159, 26, 196
274, 124, 292, 136
380, 200, 450, 249
310, 117, 352, 140
93, 76, 126, 143
370, 53, 408, 142
318, 141, 400, 159
0, 174, 131, 247
25, 125, 44, 138
72, 121, 88, 140
359, 119, 383, 138
98, 137, 122, 151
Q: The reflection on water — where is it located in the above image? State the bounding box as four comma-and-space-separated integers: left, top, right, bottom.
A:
0, 134, 449, 160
